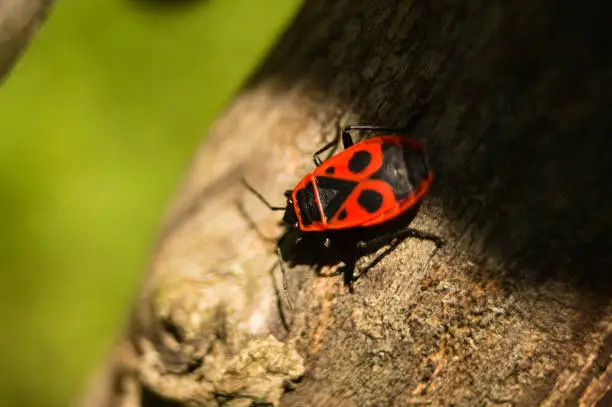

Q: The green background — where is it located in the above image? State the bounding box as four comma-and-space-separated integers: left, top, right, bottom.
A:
0, 0, 300, 405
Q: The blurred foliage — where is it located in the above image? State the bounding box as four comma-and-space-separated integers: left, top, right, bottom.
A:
0, 0, 301, 405
129, 0, 208, 12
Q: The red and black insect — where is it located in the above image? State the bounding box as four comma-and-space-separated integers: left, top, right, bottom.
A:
245, 125, 441, 309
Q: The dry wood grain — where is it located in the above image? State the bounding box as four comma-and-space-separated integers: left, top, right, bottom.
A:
77, 1, 612, 406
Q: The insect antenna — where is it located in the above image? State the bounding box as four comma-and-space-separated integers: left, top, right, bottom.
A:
242, 179, 285, 211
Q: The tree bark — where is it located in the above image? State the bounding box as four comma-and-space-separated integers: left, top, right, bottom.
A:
77, 1, 612, 406
0, 0, 54, 84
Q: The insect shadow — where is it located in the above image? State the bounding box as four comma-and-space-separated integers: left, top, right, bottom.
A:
238, 124, 442, 312
237, 198, 440, 311
278, 203, 439, 282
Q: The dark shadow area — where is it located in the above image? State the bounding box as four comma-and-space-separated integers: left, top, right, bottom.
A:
142, 385, 185, 407
244, 0, 612, 308
237, 198, 434, 293
278, 204, 429, 281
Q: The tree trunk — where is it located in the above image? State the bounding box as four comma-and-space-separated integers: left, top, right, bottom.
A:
0, 0, 54, 84
77, 1, 612, 406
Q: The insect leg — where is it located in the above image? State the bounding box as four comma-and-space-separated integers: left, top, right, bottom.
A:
356, 239, 404, 277
313, 125, 343, 166
235, 199, 278, 243
314, 111, 427, 165
340, 126, 355, 149
313, 120, 421, 166
242, 179, 285, 211
356, 227, 442, 276
357, 226, 443, 251
342, 110, 428, 141
343, 125, 408, 137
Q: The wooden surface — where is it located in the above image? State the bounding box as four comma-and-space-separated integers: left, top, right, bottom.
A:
78, 1, 612, 406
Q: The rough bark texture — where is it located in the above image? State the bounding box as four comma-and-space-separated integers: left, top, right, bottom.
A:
0, 0, 54, 83
77, 1, 612, 406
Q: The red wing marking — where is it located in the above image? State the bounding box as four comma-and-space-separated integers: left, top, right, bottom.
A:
316, 140, 385, 182
295, 135, 432, 231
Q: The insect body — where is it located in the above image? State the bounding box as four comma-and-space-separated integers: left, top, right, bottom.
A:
245, 125, 440, 310
284, 132, 432, 232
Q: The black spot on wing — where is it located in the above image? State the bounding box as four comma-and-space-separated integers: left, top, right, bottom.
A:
358, 189, 383, 213
325, 166, 335, 174
348, 150, 372, 173
315, 176, 358, 221
337, 208, 348, 220
296, 182, 321, 226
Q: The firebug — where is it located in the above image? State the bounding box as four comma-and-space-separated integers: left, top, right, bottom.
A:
245, 125, 442, 310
